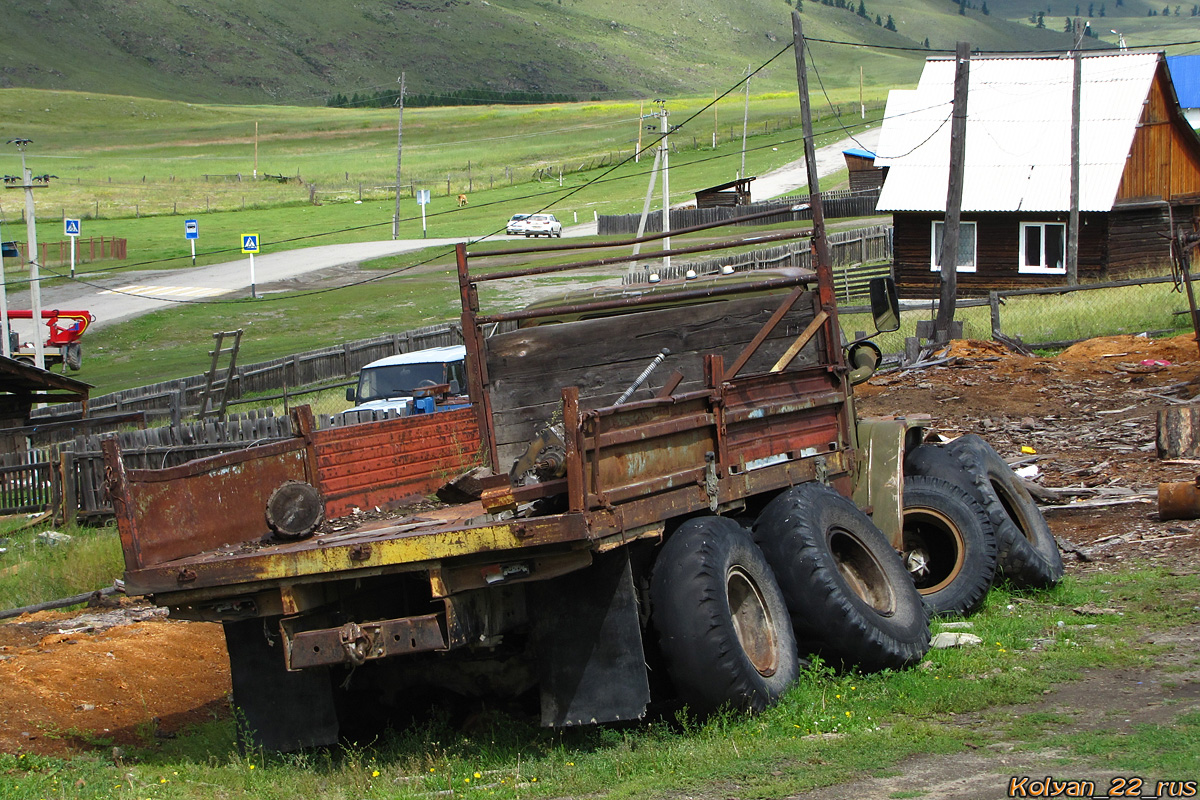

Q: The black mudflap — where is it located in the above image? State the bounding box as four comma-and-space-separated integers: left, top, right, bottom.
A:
223, 617, 339, 751
530, 549, 650, 726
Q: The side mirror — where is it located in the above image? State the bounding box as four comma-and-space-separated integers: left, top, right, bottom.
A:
346, 387, 356, 402
869, 277, 901, 333
449, 379, 461, 394
846, 340, 883, 385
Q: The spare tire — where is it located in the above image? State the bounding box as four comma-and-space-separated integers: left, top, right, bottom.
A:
753, 483, 929, 672
650, 516, 800, 716
944, 434, 1064, 589
902, 475, 996, 616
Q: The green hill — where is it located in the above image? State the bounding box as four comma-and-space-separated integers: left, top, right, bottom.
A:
0, 0, 1156, 106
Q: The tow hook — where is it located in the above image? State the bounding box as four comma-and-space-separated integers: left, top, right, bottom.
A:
338, 622, 371, 666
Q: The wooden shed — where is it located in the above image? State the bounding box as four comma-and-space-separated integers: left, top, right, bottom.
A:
843, 148, 885, 193
874, 52, 1200, 297
0, 357, 91, 453
694, 178, 754, 208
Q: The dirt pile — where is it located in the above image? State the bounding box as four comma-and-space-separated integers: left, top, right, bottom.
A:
0, 600, 229, 756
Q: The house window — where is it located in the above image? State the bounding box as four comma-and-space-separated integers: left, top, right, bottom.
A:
1019, 222, 1066, 274
930, 221, 977, 273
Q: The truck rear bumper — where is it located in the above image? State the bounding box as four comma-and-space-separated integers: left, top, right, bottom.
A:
284, 614, 445, 669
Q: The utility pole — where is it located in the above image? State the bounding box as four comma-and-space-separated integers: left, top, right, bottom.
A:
793, 14, 834, 312
254, 121, 258, 179
713, 89, 718, 149
659, 101, 672, 273
1067, 21, 1084, 286
636, 100, 643, 163
741, 64, 751, 179
393, 73, 406, 240
631, 101, 672, 275
934, 42, 971, 342
860, 65, 865, 119
8, 138, 44, 370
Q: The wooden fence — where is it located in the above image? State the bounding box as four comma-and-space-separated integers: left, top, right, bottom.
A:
623, 224, 894, 301
31, 320, 464, 426
598, 188, 882, 236
6, 237, 127, 267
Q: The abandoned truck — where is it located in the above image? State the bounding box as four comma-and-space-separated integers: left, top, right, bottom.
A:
102, 212, 1062, 751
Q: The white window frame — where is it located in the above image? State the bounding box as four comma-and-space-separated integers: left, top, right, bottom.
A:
929, 221, 977, 273
1018, 222, 1067, 274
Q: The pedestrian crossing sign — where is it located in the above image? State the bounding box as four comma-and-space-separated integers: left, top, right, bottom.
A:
241, 234, 259, 254
64, 218, 80, 236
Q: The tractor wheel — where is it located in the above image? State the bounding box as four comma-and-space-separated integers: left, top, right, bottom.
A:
650, 516, 800, 716
902, 475, 996, 616
65, 343, 82, 371
945, 434, 1064, 589
753, 483, 929, 671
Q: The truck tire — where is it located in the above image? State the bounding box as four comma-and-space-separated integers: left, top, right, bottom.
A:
650, 516, 800, 716
902, 475, 996, 616
944, 434, 1064, 589
753, 483, 929, 671
904, 442, 970, 489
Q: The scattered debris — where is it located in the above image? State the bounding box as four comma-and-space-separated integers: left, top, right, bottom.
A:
930, 632, 983, 648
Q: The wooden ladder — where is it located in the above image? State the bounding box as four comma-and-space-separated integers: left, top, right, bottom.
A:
196, 329, 243, 420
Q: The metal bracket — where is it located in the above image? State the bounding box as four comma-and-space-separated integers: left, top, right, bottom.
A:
814, 454, 829, 485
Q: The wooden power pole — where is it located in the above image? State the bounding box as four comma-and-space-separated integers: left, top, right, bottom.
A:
934, 42, 971, 341
1068, 20, 1084, 285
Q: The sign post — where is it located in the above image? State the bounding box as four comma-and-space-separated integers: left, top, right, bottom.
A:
241, 233, 259, 298
64, 218, 80, 278
416, 188, 431, 238
185, 219, 198, 266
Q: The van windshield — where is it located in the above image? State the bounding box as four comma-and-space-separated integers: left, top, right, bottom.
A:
356, 363, 446, 404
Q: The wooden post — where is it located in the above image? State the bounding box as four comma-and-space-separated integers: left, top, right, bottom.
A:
935, 42, 971, 342
989, 291, 1002, 338
60, 448, 77, 527
1067, 32, 1082, 286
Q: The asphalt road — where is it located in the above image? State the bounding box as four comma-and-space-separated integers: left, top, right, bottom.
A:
8, 129, 880, 332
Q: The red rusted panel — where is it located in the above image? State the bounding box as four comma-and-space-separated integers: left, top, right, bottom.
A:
314, 408, 482, 517
320, 443, 474, 493
124, 446, 310, 569
584, 398, 716, 507
721, 368, 845, 464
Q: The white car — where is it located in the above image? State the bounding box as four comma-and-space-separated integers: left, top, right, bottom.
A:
523, 213, 562, 238
506, 214, 532, 235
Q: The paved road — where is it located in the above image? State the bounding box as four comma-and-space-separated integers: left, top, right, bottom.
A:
9, 130, 879, 331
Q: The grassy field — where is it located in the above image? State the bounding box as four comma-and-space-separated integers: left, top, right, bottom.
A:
0, 554, 1196, 799
0, 88, 883, 238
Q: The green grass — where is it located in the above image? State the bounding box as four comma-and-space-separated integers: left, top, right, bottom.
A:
0, 523, 124, 611
0, 565, 1196, 798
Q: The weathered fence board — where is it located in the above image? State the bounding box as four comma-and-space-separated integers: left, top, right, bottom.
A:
598, 189, 881, 236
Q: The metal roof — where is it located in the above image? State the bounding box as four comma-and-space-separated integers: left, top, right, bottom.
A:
1167, 55, 1200, 110
875, 53, 1161, 213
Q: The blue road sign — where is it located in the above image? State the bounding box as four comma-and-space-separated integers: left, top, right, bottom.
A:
64, 218, 80, 236
241, 234, 259, 254
185, 219, 199, 240
417, 189, 431, 205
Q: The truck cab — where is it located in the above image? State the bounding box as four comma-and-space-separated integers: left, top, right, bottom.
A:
344, 345, 467, 417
